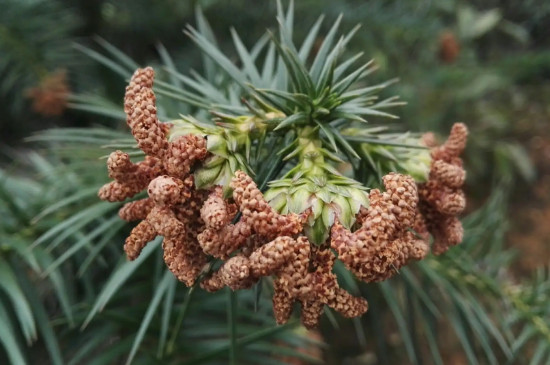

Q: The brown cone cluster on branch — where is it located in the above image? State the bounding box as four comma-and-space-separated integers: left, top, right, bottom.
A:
330, 172, 429, 283
99, 67, 210, 285
418, 123, 468, 255
98, 67, 468, 329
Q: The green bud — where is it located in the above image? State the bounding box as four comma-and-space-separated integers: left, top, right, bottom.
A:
202, 155, 226, 168
227, 155, 239, 173
400, 147, 431, 182
289, 187, 312, 213
309, 195, 324, 220
316, 187, 332, 204
266, 173, 370, 245
219, 165, 236, 194
194, 163, 222, 189
267, 190, 289, 213
263, 187, 283, 202
304, 208, 329, 245
267, 179, 293, 189
168, 118, 209, 141
347, 186, 370, 213
332, 195, 354, 228
321, 203, 335, 228
206, 134, 228, 157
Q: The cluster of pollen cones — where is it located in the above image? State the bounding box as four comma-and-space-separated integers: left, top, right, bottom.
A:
98, 67, 468, 329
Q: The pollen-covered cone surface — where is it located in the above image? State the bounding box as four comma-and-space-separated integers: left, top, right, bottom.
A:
200, 236, 298, 292
231, 170, 308, 239
122, 175, 208, 286
124, 68, 168, 158
201, 234, 368, 329
98, 67, 207, 203
119, 198, 154, 221
98, 67, 210, 286
418, 123, 468, 255
273, 241, 368, 329
98, 152, 163, 202
331, 173, 427, 283
310, 248, 368, 321
169, 186, 210, 286
198, 186, 251, 259
123, 175, 187, 261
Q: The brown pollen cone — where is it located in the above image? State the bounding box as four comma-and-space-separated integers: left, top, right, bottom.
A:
273, 242, 368, 329
163, 232, 208, 287
309, 248, 368, 325
231, 170, 308, 239
99, 66, 208, 205
98, 181, 142, 203
124, 220, 156, 261
418, 123, 468, 255
121, 176, 185, 259
119, 198, 154, 221
198, 222, 251, 260
300, 300, 324, 330
273, 282, 294, 325
200, 236, 299, 293
98, 152, 164, 202
203, 256, 256, 291
168, 185, 209, 286
124, 67, 154, 127
200, 186, 233, 230
331, 173, 421, 283
248, 236, 298, 277
165, 134, 208, 179
198, 186, 251, 259
123, 175, 206, 286
101, 67, 212, 287
406, 214, 430, 260
130, 87, 169, 159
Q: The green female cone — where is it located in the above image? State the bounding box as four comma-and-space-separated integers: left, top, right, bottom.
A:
265, 175, 369, 244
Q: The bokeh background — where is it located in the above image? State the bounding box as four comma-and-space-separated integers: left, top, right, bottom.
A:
1, 0, 550, 364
